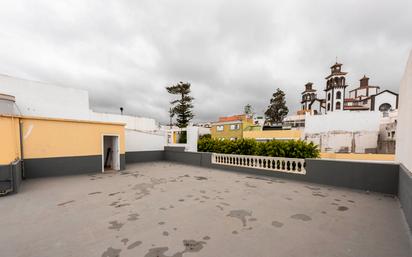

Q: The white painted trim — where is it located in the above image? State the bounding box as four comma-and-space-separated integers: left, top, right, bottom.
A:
211, 153, 306, 175
101, 133, 121, 173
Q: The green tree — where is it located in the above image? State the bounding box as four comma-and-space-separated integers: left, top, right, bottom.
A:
244, 104, 253, 116
166, 81, 194, 128
264, 88, 289, 124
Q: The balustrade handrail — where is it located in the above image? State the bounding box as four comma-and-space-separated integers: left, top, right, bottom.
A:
211, 153, 306, 175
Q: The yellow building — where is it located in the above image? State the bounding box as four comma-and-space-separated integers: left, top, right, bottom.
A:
211, 114, 302, 141
0, 114, 126, 178
243, 129, 302, 141
211, 114, 254, 140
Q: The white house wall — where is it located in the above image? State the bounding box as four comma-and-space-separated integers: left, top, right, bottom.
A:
125, 130, 165, 152
304, 111, 380, 153
89, 111, 159, 131
305, 111, 380, 133
0, 74, 168, 152
0, 74, 90, 119
305, 131, 378, 153
396, 50, 412, 171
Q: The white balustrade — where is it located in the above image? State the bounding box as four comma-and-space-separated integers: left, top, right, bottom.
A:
211, 153, 306, 175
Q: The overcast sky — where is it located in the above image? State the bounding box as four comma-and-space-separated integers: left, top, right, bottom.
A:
0, 1, 411, 123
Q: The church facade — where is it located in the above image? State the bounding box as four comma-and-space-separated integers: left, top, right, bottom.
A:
299, 62, 398, 115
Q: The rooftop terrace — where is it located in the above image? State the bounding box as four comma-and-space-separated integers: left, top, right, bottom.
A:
1, 162, 411, 257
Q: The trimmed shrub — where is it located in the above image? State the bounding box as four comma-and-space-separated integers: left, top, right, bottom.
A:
198, 137, 319, 159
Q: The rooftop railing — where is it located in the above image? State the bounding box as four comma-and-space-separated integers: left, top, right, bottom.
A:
211, 153, 306, 175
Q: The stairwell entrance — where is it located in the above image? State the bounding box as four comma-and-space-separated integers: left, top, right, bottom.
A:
102, 135, 120, 172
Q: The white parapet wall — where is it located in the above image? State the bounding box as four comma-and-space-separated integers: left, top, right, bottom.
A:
125, 130, 165, 152
165, 126, 199, 152
0, 74, 90, 120
89, 111, 159, 131
304, 111, 381, 153
396, 50, 412, 171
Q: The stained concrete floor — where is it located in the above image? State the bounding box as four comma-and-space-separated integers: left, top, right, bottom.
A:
0, 162, 411, 257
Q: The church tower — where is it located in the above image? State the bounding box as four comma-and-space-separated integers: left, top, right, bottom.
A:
324, 62, 348, 113
301, 82, 316, 111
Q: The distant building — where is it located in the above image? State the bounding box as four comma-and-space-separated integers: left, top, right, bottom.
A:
378, 110, 397, 154
210, 114, 253, 140
283, 114, 306, 130
286, 61, 400, 154
211, 114, 301, 141
298, 62, 398, 114
253, 115, 265, 127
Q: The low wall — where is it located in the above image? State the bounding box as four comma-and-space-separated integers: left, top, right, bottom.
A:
399, 164, 412, 232
304, 159, 398, 194
125, 151, 164, 163
163, 149, 399, 194
0, 160, 22, 194
24, 153, 127, 178
320, 152, 395, 161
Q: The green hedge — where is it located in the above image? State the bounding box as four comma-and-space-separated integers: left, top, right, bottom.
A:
198, 137, 319, 159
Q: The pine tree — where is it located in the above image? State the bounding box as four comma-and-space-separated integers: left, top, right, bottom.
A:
244, 104, 253, 116
264, 88, 289, 125
166, 82, 194, 128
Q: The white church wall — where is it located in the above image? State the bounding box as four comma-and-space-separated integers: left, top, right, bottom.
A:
369, 87, 379, 95
396, 50, 412, 172
357, 88, 367, 97
374, 92, 398, 111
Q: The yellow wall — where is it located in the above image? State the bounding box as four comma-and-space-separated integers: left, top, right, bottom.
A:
21, 117, 125, 159
243, 130, 301, 140
211, 123, 243, 139
320, 152, 395, 161
0, 116, 21, 164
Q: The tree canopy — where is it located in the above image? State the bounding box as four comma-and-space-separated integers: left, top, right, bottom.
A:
264, 88, 289, 124
244, 104, 253, 116
166, 82, 194, 128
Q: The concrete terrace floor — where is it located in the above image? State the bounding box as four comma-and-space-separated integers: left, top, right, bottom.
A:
0, 162, 411, 257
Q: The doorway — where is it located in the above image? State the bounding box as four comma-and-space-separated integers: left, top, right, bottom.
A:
102, 135, 120, 172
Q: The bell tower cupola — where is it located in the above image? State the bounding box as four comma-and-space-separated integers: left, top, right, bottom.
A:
324, 62, 348, 113
301, 82, 317, 111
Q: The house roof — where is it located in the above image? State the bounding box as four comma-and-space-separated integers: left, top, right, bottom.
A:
211, 120, 242, 126
370, 89, 399, 98
349, 85, 380, 92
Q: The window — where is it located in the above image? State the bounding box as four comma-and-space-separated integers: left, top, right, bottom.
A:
230, 124, 240, 130
379, 103, 391, 112
216, 125, 224, 132
336, 91, 341, 99
327, 103, 331, 111
328, 93, 331, 101
336, 102, 341, 110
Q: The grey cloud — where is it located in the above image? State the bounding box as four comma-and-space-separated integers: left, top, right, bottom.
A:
0, 0, 410, 123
